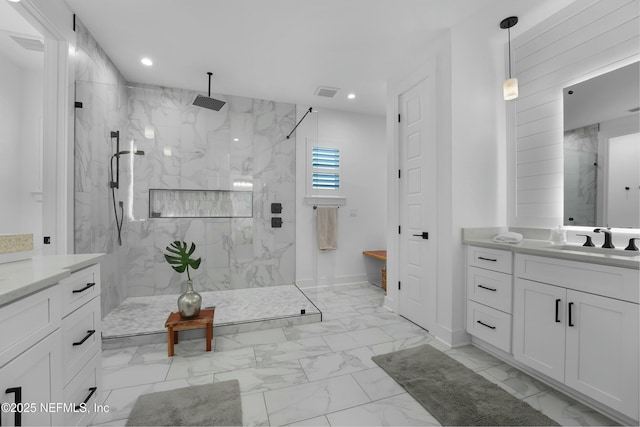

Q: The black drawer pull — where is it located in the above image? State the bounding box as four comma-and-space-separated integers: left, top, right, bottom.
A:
478, 257, 497, 262
555, 299, 561, 323
5, 387, 22, 426
72, 282, 96, 294
74, 387, 97, 411
568, 302, 574, 327
476, 320, 496, 330
477, 284, 497, 292
73, 330, 96, 346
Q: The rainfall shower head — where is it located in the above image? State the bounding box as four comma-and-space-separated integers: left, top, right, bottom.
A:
193, 72, 226, 111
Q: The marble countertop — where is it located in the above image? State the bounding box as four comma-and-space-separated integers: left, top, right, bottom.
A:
463, 228, 639, 269
0, 253, 105, 307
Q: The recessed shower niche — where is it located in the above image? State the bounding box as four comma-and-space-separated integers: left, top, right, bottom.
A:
149, 189, 253, 218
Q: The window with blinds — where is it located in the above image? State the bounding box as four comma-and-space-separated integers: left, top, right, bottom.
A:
312, 147, 340, 190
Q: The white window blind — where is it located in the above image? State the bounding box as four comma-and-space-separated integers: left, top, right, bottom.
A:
312, 147, 340, 190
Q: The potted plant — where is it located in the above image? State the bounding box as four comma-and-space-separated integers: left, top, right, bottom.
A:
164, 241, 202, 318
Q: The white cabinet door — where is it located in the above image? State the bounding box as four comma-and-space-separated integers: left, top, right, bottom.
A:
0, 330, 63, 426
513, 278, 566, 383
565, 290, 639, 420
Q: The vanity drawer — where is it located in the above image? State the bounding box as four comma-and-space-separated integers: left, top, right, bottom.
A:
0, 285, 61, 367
467, 266, 512, 313
64, 351, 102, 427
62, 296, 101, 384
467, 246, 512, 274
61, 264, 101, 316
467, 300, 511, 353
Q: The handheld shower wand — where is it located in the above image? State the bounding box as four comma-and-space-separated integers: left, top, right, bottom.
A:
109, 130, 144, 245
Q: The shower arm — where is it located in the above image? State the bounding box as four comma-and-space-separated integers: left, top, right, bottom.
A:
286, 107, 313, 140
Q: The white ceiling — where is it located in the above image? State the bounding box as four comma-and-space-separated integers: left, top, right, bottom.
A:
0, 1, 43, 71
64, 0, 506, 116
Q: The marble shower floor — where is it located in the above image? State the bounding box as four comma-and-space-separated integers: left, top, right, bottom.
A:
93, 282, 617, 426
102, 285, 321, 346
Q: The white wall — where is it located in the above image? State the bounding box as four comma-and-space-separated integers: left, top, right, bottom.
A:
0, 55, 43, 250
295, 107, 386, 287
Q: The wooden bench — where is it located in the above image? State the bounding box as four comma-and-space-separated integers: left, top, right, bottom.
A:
164, 307, 215, 357
362, 250, 387, 291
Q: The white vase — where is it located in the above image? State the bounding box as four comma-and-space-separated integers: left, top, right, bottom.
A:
177, 279, 202, 319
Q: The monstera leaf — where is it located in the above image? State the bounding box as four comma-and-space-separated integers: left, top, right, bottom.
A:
164, 241, 201, 281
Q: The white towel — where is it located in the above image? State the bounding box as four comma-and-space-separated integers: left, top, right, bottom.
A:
492, 231, 523, 244
317, 207, 338, 251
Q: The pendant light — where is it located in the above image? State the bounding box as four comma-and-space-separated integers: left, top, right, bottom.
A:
500, 16, 519, 101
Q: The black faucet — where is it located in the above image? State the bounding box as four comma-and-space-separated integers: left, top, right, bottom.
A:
593, 228, 614, 249
625, 238, 640, 251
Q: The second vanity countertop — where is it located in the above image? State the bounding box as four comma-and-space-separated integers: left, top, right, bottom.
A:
463, 228, 640, 270
0, 253, 105, 308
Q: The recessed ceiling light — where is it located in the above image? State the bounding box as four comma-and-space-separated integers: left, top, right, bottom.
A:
7, 0, 21, 3
233, 138, 239, 142
141, 57, 153, 66
347, 93, 356, 100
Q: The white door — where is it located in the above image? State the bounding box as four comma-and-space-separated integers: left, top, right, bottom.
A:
606, 133, 640, 228
398, 77, 436, 330
565, 290, 639, 420
513, 278, 566, 383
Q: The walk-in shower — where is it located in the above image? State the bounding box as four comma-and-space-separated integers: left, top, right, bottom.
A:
109, 130, 144, 246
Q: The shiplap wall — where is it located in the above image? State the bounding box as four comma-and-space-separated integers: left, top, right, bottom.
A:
509, 0, 639, 226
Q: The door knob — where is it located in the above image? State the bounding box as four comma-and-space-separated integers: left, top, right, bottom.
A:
412, 232, 429, 239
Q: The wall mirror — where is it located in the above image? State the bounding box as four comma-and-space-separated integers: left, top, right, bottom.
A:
563, 61, 640, 228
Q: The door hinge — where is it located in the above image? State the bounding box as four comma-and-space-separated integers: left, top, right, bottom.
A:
398, 169, 401, 179
398, 281, 401, 290
75, 101, 83, 109
398, 114, 401, 123
398, 225, 401, 234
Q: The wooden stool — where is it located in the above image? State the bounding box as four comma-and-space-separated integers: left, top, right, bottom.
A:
164, 307, 215, 357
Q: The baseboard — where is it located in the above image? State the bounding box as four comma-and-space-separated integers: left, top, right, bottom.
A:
296, 274, 369, 289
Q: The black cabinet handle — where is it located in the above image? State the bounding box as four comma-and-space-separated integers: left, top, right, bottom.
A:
5, 387, 22, 426
72, 282, 96, 294
477, 284, 497, 292
412, 232, 429, 239
568, 302, 574, 327
73, 330, 96, 346
476, 320, 496, 330
555, 299, 561, 323
74, 387, 97, 411
478, 257, 497, 262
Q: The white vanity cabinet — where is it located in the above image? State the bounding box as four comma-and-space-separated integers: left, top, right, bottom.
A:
465, 246, 513, 353
513, 254, 639, 421
0, 257, 103, 427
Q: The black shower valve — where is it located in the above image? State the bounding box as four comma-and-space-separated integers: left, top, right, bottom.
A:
271, 203, 282, 214
271, 217, 283, 228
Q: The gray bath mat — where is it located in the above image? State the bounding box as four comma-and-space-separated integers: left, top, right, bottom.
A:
126, 380, 242, 426
372, 344, 559, 426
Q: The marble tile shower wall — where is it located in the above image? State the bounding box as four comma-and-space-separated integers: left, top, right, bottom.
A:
74, 18, 130, 317
122, 86, 296, 298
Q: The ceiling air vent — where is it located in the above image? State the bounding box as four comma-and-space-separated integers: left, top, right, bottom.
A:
10, 35, 44, 52
628, 107, 640, 113
315, 86, 340, 98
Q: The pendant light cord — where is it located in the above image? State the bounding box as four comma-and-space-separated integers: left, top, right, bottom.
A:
508, 27, 512, 79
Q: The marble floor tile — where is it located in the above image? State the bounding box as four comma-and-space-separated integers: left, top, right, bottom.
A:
263, 374, 371, 426
478, 362, 550, 399
165, 346, 256, 380
524, 389, 617, 426
215, 327, 288, 351
322, 327, 394, 352
378, 319, 429, 339
213, 360, 308, 394
101, 347, 137, 368
445, 344, 504, 371
326, 392, 441, 427
254, 337, 332, 365
282, 319, 348, 340
284, 415, 330, 426
240, 392, 270, 426
102, 360, 172, 390
351, 367, 406, 401
299, 346, 377, 382
369, 336, 440, 356
337, 312, 405, 331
